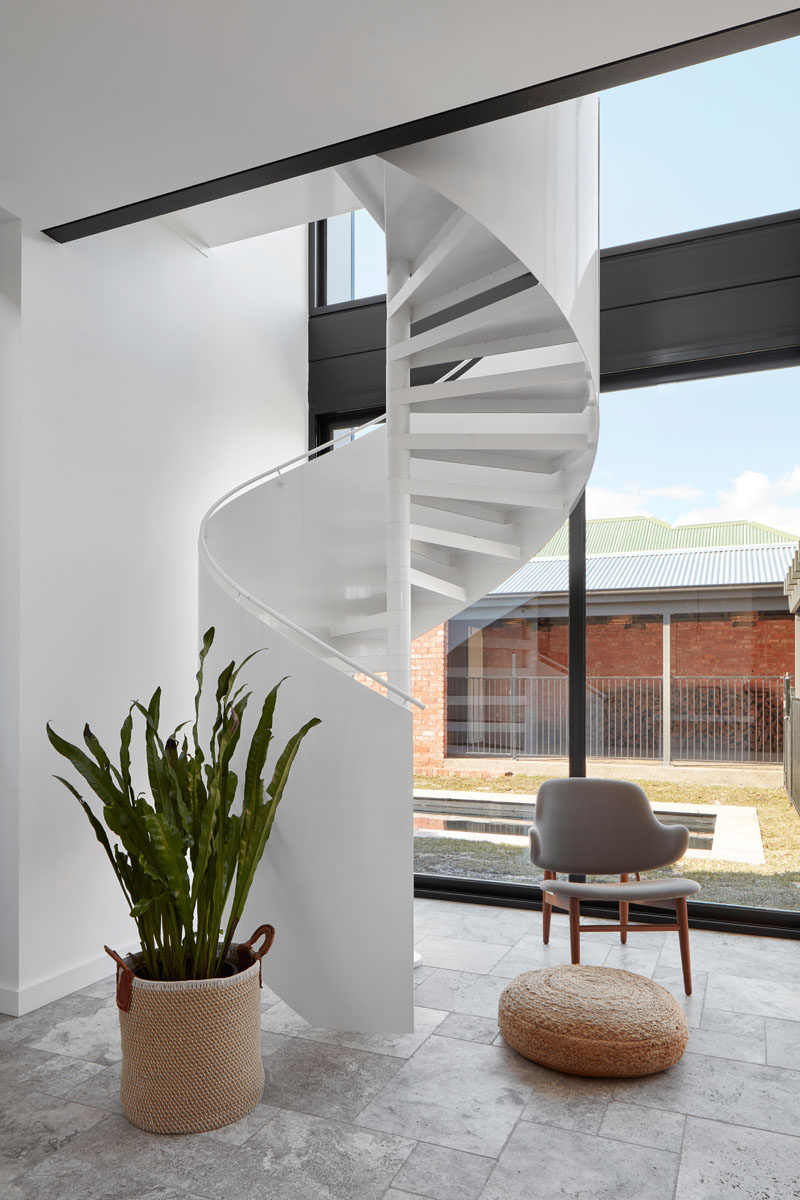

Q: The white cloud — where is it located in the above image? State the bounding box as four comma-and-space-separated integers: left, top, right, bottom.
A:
586, 482, 701, 519
675, 467, 800, 537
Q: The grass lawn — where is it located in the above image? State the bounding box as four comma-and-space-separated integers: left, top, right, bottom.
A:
414, 771, 800, 911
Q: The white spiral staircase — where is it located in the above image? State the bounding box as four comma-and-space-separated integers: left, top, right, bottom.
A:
198, 99, 599, 1033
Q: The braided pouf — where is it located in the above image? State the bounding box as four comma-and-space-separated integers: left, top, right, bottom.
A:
498, 965, 688, 1078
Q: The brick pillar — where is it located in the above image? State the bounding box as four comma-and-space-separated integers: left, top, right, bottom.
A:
411, 623, 448, 773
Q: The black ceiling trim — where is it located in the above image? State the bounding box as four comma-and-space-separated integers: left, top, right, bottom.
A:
43, 7, 800, 243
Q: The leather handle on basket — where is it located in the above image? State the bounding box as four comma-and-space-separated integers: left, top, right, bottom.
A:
239, 924, 275, 986
104, 945, 134, 1012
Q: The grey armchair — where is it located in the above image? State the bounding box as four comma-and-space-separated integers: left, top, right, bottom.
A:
529, 778, 700, 993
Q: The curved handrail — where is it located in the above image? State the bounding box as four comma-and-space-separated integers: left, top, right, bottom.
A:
199, 414, 424, 710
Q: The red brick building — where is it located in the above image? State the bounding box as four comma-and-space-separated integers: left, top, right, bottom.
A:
412, 517, 797, 772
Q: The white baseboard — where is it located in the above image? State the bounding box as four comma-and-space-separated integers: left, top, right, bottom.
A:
0, 941, 139, 1017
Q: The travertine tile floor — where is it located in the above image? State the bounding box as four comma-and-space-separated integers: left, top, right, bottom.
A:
2, 898, 800, 1198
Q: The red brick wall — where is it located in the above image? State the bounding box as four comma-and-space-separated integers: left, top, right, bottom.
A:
672, 610, 794, 677
409, 608, 795, 772
412, 623, 448, 771
473, 612, 793, 679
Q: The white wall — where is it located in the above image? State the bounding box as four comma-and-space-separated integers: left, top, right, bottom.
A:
1, 218, 307, 1014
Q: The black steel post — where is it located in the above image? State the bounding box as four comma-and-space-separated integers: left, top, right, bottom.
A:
569, 492, 587, 777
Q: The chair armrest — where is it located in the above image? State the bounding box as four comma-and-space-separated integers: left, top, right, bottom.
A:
529, 825, 542, 865
661, 822, 689, 864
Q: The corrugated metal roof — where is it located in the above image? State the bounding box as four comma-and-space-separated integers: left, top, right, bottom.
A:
537, 517, 797, 557
492, 542, 797, 596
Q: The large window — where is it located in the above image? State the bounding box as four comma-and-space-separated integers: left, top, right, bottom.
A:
323, 209, 386, 305
600, 36, 800, 246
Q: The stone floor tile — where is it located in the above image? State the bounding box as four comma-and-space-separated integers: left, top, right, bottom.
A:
651, 967, 706, 1027
414, 901, 535, 946
705, 972, 800, 1020
66, 1063, 124, 1114
700, 1008, 765, 1040
0, 993, 105, 1045
519, 1067, 616, 1134
686, 1025, 766, 1064
2, 1153, 208, 1199
355, 1035, 534, 1157
479, 1120, 679, 1200
490, 932, 609, 978
765, 1016, 800, 1070
261, 1029, 291, 1056
613, 1051, 800, 1137
414, 963, 438, 986
661, 930, 800, 984
598, 1101, 686, 1153
58, 1113, 236, 1192
391, 1140, 494, 1200
261, 1001, 446, 1059
414, 935, 511, 975
29, 999, 121, 1065
601, 944, 661, 977
261, 1038, 402, 1121
413, 969, 508, 1020
205, 1103, 278, 1146
204, 1108, 413, 1200
434, 1012, 499, 1045
0, 1086, 107, 1182
676, 1115, 800, 1199
0, 1042, 106, 1096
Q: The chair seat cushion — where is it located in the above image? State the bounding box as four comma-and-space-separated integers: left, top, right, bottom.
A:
543, 877, 701, 902
498, 965, 688, 1077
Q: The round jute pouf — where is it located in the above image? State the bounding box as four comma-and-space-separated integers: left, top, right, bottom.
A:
498, 965, 688, 1078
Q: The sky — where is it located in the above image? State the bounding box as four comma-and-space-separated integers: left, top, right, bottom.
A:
593, 36, 800, 536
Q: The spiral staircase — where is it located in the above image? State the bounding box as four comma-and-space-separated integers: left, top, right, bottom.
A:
198, 99, 599, 1033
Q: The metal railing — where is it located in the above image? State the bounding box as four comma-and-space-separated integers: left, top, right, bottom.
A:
199, 415, 425, 711
672, 676, 784, 764
447, 673, 784, 763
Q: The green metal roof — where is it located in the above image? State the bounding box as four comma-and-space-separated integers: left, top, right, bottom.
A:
537, 516, 797, 557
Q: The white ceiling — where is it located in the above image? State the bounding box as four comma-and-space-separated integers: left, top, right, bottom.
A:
0, 1, 794, 231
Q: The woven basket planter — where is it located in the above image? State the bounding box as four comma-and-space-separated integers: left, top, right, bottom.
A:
106, 925, 274, 1135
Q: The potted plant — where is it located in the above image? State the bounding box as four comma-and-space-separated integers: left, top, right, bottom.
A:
46, 627, 319, 1135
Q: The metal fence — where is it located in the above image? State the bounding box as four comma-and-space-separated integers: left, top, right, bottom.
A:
784, 678, 800, 812
447, 673, 784, 764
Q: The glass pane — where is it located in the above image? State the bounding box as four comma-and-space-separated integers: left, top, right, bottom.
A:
353, 208, 386, 299
601, 36, 800, 246
325, 212, 353, 304
583, 370, 799, 911
413, 368, 800, 908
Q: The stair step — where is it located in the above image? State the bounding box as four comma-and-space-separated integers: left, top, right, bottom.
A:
329, 611, 388, 639
409, 523, 520, 560
387, 211, 475, 316
397, 433, 590, 453
403, 477, 565, 511
395, 353, 586, 405
389, 285, 548, 362
411, 448, 581, 475
409, 568, 468, 602
411, 261, 532, 326
410, 497, 513, 527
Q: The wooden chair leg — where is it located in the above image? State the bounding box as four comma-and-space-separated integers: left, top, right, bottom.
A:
569, 897, 581, 964
542, 870, 554, 945
619, 873, 629, 944
676, 897, 692, 995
